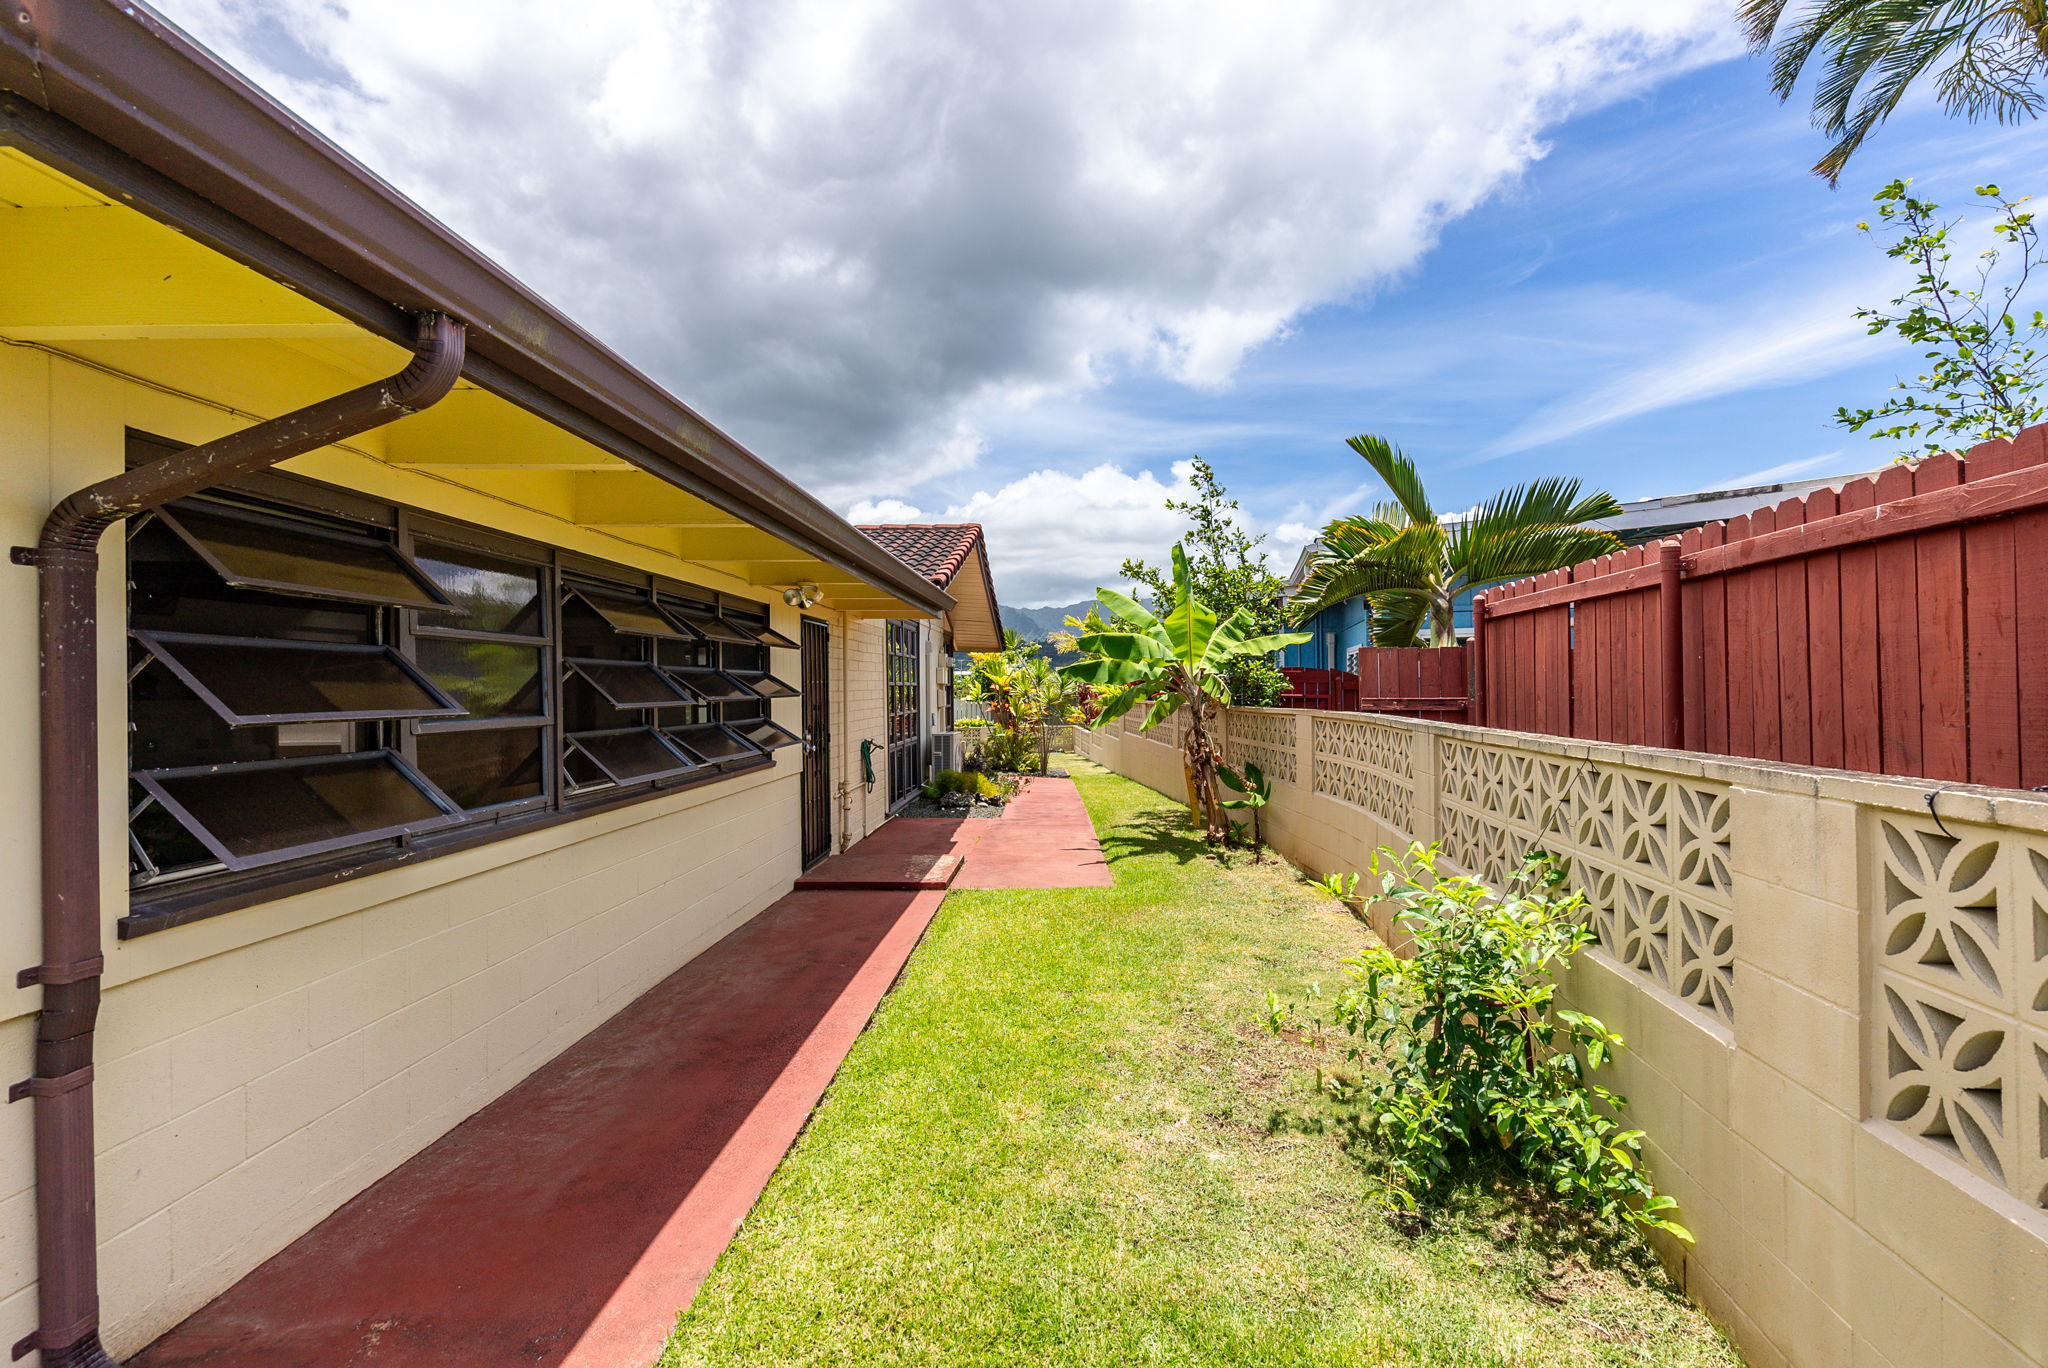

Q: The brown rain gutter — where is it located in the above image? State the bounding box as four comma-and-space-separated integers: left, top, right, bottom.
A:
8, 312, 465, 1368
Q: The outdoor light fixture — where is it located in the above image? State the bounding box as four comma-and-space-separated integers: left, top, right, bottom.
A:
783, 582, 823, 608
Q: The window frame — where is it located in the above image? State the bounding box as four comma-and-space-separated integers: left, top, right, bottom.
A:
565, 658, 705, 710
131, 628, 468, 726
399, 517, 560, 821
727, 717, 803, 751
149, 501, 463, 614
124, 468, 795, 937
564, 725, 704, 786
131, 747, 466, 872
662, 720, 770, 770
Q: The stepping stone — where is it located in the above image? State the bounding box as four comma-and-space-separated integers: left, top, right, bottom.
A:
794, 851, 964, 890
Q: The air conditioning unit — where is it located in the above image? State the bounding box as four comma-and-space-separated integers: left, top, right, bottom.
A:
931, 730, 962, 772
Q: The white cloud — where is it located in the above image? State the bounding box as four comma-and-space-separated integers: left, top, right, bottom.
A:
854, 464, 1194, 606
1479, 200, 2040, 462
1708, 449, 1876, 489
1484, 283, 1893, 457
843, 497, 924, 524
855, 455, 1321, 606
158, 0, 1736, 502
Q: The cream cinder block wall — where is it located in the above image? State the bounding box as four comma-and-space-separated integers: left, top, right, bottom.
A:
1080, 709, 2048, 1368
837, 616, 893, 842
0, 343, 893, 1355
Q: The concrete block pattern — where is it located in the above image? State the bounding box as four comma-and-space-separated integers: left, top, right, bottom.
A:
1089, 706, 2048, 1368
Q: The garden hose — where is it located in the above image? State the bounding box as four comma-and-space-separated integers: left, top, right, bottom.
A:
860, 738, 879, 791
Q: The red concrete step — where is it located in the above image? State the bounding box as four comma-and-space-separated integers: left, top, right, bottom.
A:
793, 850, 963, 890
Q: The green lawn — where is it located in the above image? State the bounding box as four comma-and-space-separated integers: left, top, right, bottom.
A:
661, 758, 1742, 1368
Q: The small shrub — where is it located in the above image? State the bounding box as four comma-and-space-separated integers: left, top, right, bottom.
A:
1269, 843, 1689, 1241
1313, 870, 1362, 908
977, 725, 1040, 774
1217, 761, 1271, 851
923, 769, 1003, 800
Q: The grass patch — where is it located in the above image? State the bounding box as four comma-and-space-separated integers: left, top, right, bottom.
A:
661, 758, 1742, 1368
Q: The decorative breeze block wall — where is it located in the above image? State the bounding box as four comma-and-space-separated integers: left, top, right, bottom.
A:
1870, 813, 2048, 1213
1223, 709, 1298, 785
1434, 737, 1736, 1025
1308, 714, 1415, 831
1089, 705, 2048, 1368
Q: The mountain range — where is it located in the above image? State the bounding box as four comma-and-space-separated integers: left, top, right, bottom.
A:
998, 600, 1096, 644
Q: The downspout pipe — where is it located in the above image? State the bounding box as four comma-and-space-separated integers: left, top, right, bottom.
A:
9, 312, 465, 1368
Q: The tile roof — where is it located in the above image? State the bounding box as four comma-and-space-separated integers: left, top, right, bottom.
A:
855, 523, 985, 589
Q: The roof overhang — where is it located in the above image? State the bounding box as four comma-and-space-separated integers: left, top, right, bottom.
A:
946, 543, 1005, 651
0, 0, 951, 619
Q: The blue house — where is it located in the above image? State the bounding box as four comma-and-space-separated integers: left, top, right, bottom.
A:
1278, 470, 1874, 670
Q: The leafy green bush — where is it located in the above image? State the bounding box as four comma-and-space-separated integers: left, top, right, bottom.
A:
923, 768, 1002, 801
974, 725, 1040, 774
1270, 843, 1688, 1241
1225, 656, 1290, 708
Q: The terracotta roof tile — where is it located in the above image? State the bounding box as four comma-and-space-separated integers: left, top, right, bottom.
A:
854, 523, 984, 589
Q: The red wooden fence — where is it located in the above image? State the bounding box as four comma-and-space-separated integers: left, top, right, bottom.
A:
1474, 423, 2048, 788
1279, 648, 1473, 722
1276, 667, 1357, 710
1354, 645, 1472, 724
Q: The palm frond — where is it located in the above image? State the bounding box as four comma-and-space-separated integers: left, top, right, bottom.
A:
1449, 478, 1622, 547
1743, 0, 2048, 184
1290, 523, 1445, 622
1345, 434, 1436, 527
1454, 527, 1630, 590
1367, 591, 1430, 648
1439, 478, 1622, 594
1737, 0, 1794, 49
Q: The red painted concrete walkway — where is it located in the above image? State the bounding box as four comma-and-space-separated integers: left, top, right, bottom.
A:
131, 885, 947, 1368
842, 775, 1113, 889
130, 777, 1107, 1368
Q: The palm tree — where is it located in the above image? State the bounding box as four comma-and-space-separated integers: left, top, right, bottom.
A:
1063, 546, 1309, 840
1290, 435, 1624, 648
1741, 0, 2048, 184
1012, 655, 1085, 772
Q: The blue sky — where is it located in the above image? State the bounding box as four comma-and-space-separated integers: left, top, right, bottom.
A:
930, 59, 2048, 600
161, 2, 2048, 607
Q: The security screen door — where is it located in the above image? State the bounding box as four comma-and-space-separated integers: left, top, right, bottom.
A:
886, 620, 921, 806
800, 617, 832, 867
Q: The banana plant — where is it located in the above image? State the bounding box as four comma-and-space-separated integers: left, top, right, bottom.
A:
1061, 545, 1310, 841
1218, 761, 1271, 852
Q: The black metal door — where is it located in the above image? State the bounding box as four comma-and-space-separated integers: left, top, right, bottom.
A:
887, 620, 921, 805
800, 617, 831, 867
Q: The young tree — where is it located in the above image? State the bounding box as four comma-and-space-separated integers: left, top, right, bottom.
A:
1291, 436, 1623, 647
1742, 1, 2048, 184
1836, 180, 2045, 457
1063, 546, 1309, 842
1120, 458, 1291, 705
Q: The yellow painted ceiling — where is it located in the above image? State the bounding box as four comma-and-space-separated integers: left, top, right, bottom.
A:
0, 148, 926, 615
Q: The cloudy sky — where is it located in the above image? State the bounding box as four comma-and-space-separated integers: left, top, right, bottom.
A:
160, 0, 2048, 605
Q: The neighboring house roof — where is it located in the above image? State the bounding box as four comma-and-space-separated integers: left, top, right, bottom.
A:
0, 0, 950, 617
856, 524, 1006, 651
1588, 472, 1873, 542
